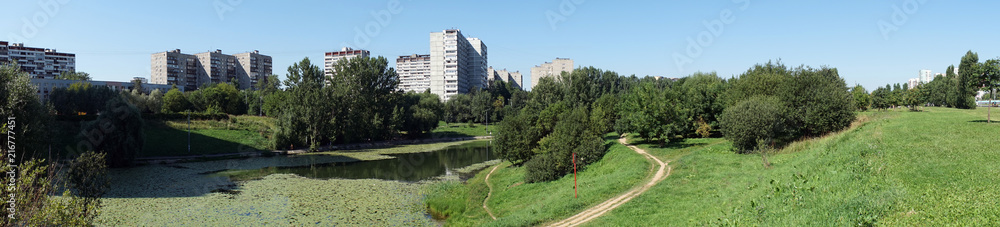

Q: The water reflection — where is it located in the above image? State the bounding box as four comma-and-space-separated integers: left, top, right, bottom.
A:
251, 140, 495, 182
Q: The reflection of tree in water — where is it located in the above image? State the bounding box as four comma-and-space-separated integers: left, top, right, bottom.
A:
261, 141, 495, 182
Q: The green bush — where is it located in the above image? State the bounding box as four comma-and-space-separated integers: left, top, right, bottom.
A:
67, 151, 110, 199
720, 96, 792, 153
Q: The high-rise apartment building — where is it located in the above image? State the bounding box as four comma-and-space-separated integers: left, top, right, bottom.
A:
1, 41, 76, 79
397, 54, 432, 93
429, 29, 488, 101
919, 69, 932, 84
488, 66, 524, 90
908, 78, 920, 90
151, 49, 271, 91
234, 50, 271, 89
325, 47, 370, 78
530, 58, 573, 90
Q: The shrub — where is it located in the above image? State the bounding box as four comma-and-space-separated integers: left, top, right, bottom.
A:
720, 96, 792, 153
67, 151, 110, 199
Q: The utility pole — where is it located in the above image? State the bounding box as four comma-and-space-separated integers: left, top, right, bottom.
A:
187, 110, 191, 154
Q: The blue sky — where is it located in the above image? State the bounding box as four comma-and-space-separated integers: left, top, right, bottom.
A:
3, 0, 998, 90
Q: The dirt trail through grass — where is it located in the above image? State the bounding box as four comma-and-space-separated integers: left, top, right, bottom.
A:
547, 135, 671, 227
483, 164, 502, 220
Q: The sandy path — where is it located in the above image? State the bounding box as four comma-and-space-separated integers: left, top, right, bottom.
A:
483, 164, 502, 220
547, 135, 671, 227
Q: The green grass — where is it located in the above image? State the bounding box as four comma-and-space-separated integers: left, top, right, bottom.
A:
141, 121, 271, 157
426, 107, 1000, 226
424, 133, 651, 226
584, 107, 999, 226
432, 121, 494, 138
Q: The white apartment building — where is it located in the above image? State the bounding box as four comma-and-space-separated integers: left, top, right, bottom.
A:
325, 47, 370, 78
429, 29, 488, 101
919, 69, 932, 84
397, 54, 432, 93
530, 58, 573, 90
151, 49, 271, 91
908, 78, 920, 90
1, 41, 76, 79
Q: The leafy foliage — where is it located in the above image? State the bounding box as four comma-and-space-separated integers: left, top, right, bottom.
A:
720, 96, 792, 153
77, 97, 145, 167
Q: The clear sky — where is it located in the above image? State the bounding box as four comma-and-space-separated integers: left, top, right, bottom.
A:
3, 0, 998, 90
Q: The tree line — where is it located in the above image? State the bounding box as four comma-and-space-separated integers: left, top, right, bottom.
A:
494, 61, 858, 183
855, 50, 1000, 121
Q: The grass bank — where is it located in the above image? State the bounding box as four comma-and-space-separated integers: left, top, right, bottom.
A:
141, 115, 274, 157
586, 107, 999, 225
423, 133, 651, 226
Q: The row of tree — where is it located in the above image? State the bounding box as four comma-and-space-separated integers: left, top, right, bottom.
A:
493, 61, 858, 183
854, 51, 1000, 122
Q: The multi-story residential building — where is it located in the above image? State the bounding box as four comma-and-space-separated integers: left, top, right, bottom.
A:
429, 29, 488, 101
31, 78, 177, 102
1, 41, 76, 79
908, 78, 920, 90
325, 47, 370, 78
151, 49, 271, 91
919, 69, 932, 84
487, 66, 523, 90
234, 50, 272, 89
530, 58, 573, 90
397, 54, 432, 93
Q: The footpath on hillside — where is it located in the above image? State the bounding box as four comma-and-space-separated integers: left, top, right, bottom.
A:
546, 135, 671, 227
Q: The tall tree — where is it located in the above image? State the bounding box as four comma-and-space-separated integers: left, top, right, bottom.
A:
957, 51, 980, 109
978, 59, 1000, 122
852, 84, 871, 111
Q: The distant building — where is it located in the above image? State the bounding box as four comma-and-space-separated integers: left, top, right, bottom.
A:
31, 78, 177, 102
908, 78, 920, 89
151, 49, 271, 91
919, 69, 932, 83
397, 54, 432, 93
530, 58, 573, 90
1, 41, 76, 79
429, 29, 488, 101
325, 47, 370, 78
487, 66, 523, 90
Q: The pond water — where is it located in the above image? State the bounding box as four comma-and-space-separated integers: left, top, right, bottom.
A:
239, 140, 496, 182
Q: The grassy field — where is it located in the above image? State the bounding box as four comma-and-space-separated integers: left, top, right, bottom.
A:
141, 115, 274, 157
584, 107, 999, 226
432, 121, 493, 138
96, 140, 485, 226
423, 133, 650, 226
426, 107, 1000, 226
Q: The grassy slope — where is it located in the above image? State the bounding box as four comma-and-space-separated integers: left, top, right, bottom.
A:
432, 122, 493, 138
586, 107, 999, 226
141, 115, 274, 157
424, 134, 651, 226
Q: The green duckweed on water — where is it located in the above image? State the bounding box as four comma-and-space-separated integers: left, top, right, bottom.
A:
95, 140, 490, 226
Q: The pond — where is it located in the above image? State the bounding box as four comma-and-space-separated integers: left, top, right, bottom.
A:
225, 140, 497, 182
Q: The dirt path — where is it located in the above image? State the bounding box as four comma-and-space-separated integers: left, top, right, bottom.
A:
547, 135, 671, 227
482, 164, 502, 220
